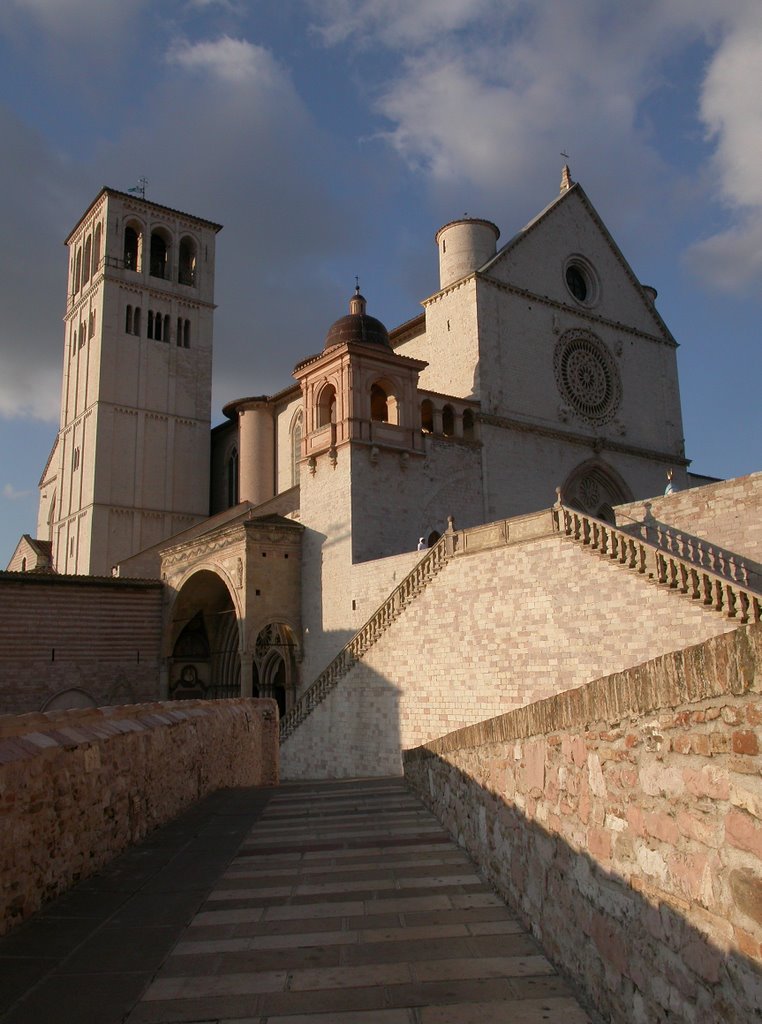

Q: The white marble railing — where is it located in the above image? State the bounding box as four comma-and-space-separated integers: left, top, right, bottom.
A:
554, 505, 762, 625
279, 533, 454, 742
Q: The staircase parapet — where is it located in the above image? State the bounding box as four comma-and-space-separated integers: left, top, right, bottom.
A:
553, 504, 762, 626
280, 532, 452, 742
616, 516, 761, 590
280, 508, 560, 743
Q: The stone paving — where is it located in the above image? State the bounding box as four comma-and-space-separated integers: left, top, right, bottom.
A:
1, 777, 595, 1023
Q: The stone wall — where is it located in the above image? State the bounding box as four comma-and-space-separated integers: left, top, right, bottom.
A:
0, 574, 163, 715
281, 510, 739, 779
0, 697, 278, 935
404, 624, 762, 1024
616, 471, 762, 585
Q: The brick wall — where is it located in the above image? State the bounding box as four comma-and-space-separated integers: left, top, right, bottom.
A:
0, 574, 163, 715
403, 624, 762, 1024
281, 512, 740, 779
0, 698, 278, 935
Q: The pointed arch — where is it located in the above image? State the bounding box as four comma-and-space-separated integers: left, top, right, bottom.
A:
560, 458, 633, 524
166, 568, 243, 700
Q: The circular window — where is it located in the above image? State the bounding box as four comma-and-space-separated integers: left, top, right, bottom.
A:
553, 331, 621, 425
563, 256, 598, 306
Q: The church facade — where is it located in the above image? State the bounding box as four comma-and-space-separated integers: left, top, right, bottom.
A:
12, 168, 696, 716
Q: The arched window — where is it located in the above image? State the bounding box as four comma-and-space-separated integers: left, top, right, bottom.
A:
88, 310, 96, 339
124, 225, 140, 270
291, 412, 302, 487
82, 235, 92, 284
317, 383, 336, 428
133, 307, 141, 336
155, 313, 162, 341
462, 408, 475, 441
92, 223, 102, 271
164, 314, 171, 342
126, 306, 133, 334
227, 447, 239, 507
74, 248, 82, 292
150, 231, 169, 279
442, 404, 455, 436
371, 383, 389, 422
178, 237, 197, 285
183, 319, 190, 348
421, 399, 434, 433
147, 310, 154, 339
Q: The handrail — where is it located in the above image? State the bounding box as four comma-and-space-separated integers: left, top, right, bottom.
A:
279, 532, 454, 742
614, 511, 759, 590
553, 504, 762, 625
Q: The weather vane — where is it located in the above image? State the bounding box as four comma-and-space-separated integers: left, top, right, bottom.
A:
560, 151, 569, 161
128, 177, 148, 199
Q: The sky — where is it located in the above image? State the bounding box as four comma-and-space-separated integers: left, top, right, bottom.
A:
1, 0, 761, 565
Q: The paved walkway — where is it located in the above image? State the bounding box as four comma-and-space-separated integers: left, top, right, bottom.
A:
1, 778, 594, 1023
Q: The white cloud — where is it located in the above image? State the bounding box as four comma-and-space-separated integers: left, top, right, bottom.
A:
684, 4, 762, 292
314, 0, 762, 294
3, 484, 32, 501
685, 214, 762, 294
167, 35, 285, 86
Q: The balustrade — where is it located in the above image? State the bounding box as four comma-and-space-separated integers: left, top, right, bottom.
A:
555, 504, 761, 627
280, 533, 453, 741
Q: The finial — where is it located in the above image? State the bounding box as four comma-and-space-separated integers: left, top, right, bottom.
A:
355, 275, 360, 295
560, 156, 573, 194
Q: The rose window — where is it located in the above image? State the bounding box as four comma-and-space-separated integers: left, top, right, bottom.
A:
554, 331, 621, 425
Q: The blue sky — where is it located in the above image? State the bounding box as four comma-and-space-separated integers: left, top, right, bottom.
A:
1, 0, 761, 565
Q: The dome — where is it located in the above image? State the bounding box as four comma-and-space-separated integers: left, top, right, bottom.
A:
324, 287, 390, 350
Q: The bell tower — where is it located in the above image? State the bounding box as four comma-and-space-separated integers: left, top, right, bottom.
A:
41, 188, 222, 575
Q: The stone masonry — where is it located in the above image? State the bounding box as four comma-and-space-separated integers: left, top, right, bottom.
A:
0, 698, 278, 935
404, 623, 762, 1024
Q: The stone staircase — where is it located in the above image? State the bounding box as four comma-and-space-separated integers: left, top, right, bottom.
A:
279, 532, 455, 742
554, 504, 762, 624
281, 504, 762, 746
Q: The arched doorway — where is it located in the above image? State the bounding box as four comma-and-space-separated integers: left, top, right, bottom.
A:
251, 622, 298, 717
167, 570, 241, 700
560, 459, 633, 524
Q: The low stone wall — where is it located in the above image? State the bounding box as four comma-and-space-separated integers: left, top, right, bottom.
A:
0, 698, 278, 935
404, 624, 762, 1024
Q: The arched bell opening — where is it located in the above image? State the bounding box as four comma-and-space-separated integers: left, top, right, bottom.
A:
316, 383, 337, 428
167, 569, 241, 700
370, 379, 399, 426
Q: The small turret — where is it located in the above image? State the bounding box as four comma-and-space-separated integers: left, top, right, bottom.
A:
435, 218, 500, 290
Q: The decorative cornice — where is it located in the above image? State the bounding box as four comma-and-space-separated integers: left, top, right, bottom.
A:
476, 274, 676, 348
479, 412, 689, 466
